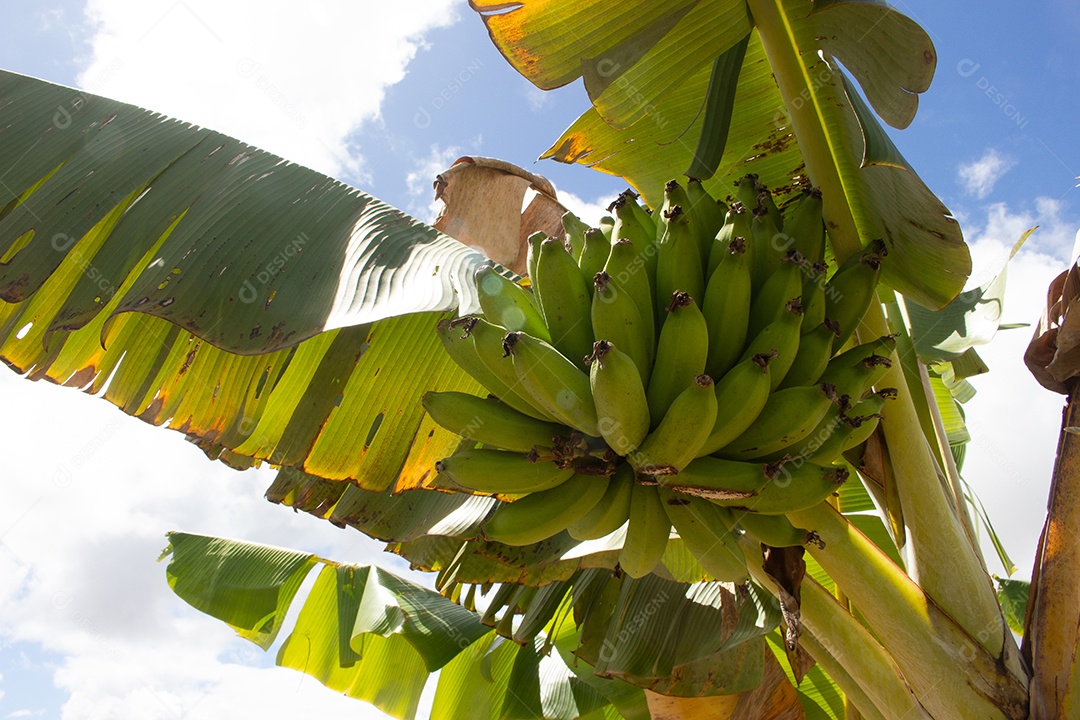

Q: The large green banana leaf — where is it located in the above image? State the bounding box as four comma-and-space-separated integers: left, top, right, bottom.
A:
0, 69, 493, 491
474, 0, 969, 309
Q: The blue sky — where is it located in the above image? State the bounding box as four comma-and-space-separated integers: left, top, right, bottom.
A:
0, 1, 1078, 718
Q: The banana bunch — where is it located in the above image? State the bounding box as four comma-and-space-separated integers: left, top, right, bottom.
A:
427, 178, 894, 579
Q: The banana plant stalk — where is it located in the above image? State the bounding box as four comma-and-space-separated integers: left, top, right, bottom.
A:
745, 0, 1014, 664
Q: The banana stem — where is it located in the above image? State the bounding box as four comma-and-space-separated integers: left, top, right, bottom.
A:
798, 634, 886, 720
742, 536, 929, 720
786, 502, 1028, 717
745, 0, 1012, 665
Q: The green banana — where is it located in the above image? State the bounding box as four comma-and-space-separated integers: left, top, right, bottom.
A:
475, 265, 550, 342
751, 201, 786, 289
707, 205, 753, 278
819, 337, 896, 401
777, 321, 838, 390
712, 461, 849, 515
568, 463, 634, 541
603, 238, 656, 352
612, 193, 659, 291
703, 237, 753, 380
620, 188, 657, 237
800, 262, 830, 331
422, 391, 569, 453
698, 352, 774, 456
562, 211, 591, 262
598, 215, 615, 243
436, 447, 575, 494
661, 490, 748, 582
504, 331, 600, 436
578, 228, 611, 294
720, 383, 838, 460
758, 185, 784, 234
525, 231, 546, 287
588, 340, 651, 455
740, 298, 804, 390
780, 188, 825, 264
535, 238, 594, 369
437, 317, 553, 421
811, 389, 892, 461
736, 512, 817, 548
592, 271, 653, 385
483, 473, 610, 546
664, 455, 779, 500
747, 250, 807, 339
632, 375, 718, 475
620, 481, 671, 578
824, 238, 886, 347
468, 317, 560, 422
762, 402, 846, 463
655, 204, 705, 310
686, 178, 726, 264
735, 174, 760, 212
646, 292, 709, 425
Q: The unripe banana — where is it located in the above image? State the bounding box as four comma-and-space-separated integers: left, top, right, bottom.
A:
811, 389, 892, 461
758, 185, 784, 234
422, 391, 570, 453
664, 455, 780, 500
740, 298, 804, 390
468, 317, 561, 422
777, 321, 839, 390
660, 490, 748, 582
437, 317, 553, 421
720, 383, 838, 460
475, 265, 550, 341
699, 352, 774, 456
646, 292, 709, 426
819, 338, 895, 401
824, 238, 886, 347
611, 194, 659, 293
655, 204, 705, 311
526, 231, 546, 286
747, 250, 807, 339
763, 403, 846, 463
562, 212, 591, 262
712, 461, 849, 515
588, 340, 651, 455
535, 238, 594, 369
598, 215, 615, 243
703, 237, 753, 380
619, 482, 671, 579
603, 239, 656, 352
659, 179, 708, 266
482, 473, 610, 546
632, 375, 718, 475
436, 447, 575, 494
578, 228, 611, 294
686, 178, 726, 264
619, 188, 657, 237
504, 331, 600, 436
707, 206, 753, 279
737, 513, 817, 548
751, 201, 787, 289
592, 271, 653, 385
568, 463, 634, 541
780, 188, 825, 264
735, 174, 760, 212
800, 262, 830, 331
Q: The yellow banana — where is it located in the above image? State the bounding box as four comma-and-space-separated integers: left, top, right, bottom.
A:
535, 238, 594, 369
504, 331, 599, 436
699, 352, 774, 456
646, 292, 708, 426
661, 489, 748, 582
588, 340, 651, 455
482, 473, 610, 546
422, 391, 570, 453
620, 482, 671, 578
435, 447, 575, 494
475, 265, 550, 341
703, 236, 753, 380
568, 463, 634, 541
632, 375, 718, 475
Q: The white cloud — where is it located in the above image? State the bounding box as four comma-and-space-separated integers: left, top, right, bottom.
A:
554, 188, 613, 228
958, 149, 1016, 199
523, 84, 552, 112
76, 1, 460, 184
954, 199, 1077, 579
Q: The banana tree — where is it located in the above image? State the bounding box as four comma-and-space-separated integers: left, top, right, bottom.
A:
0, 0, 1058, 716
